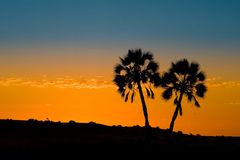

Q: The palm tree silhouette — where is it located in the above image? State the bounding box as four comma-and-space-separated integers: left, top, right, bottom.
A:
113, 49, 161, 132
161, 59, 207, 132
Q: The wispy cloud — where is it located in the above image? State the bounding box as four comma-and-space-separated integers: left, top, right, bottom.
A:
1, 76, 239, 89
206, 77, 240, 88
0, 78, 23, 86
0, 77, 115, 89
206, 77, 218, 81
225, 102, 240, 106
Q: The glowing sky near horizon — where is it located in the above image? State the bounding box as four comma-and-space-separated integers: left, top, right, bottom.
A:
0, 0, 240, 136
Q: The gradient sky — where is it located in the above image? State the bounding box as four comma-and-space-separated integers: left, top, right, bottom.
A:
0, 0, 240, 136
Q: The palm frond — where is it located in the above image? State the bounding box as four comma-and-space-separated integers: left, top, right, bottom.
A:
141, 74, 148, 84
175, 59, 189, 75
162, 87, 173, 100
121, 88, 126, 97
113, 75, 126, 88
131, 92, 135, 103
197, 71, 206, 81
189, 62, 199, 76
162, 72, 179, 88
141, 52, 153, 64
150, 88, 154, 99
114, 64, 125, 74
120, 57, 130, 66
148, 72, 161, 87
135, 49, 143, 64
173, 83, 181, 92
169, 62, 176, 73
147, 61, 159, 73
128, 82, 133, 89
186, 92, 193, 102
117, 87, 124, 93
193, 95, 200, 107
186, 75, 197, 85
161, 72, 171, 87
127, 49, 134, 62
195, 83, 207, 97
153, 73, 161, 87
145, 87, 151, 97
125, 91, 130, 102
127, 49, 142, 64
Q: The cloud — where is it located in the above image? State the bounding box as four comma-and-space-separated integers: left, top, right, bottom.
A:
206, 77, 218, 81
225, 102, 240, 106
206, 77, 240, 88
0, 76, 115, 89
0, 78, 23, 86
206, 81, 240, 88
1, 76, 239, 89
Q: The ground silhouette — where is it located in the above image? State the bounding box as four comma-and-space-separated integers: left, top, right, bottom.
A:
0, 119, 239, 159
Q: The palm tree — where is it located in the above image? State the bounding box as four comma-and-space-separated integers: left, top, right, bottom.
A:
161, 59, 207, 132
113, 49, 161, 130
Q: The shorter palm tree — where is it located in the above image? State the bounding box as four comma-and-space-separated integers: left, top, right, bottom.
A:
161, 59, 207, 132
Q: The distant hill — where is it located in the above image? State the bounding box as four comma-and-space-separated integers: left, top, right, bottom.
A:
0, 119, 239, 158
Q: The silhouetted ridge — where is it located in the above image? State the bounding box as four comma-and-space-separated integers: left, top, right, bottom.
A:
0, 119, 239, 158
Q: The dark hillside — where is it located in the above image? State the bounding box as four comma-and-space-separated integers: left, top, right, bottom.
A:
0, 119, 239, 158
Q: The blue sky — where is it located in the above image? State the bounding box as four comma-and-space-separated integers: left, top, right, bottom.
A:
0, 0, 239, 50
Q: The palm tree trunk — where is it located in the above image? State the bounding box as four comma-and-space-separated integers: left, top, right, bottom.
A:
137, 81, 151, 143
169, 92, 183, 132
137, 81, 150, 128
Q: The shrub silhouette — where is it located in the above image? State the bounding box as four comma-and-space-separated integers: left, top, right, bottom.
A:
113, 49, 161, 141
161, 59, 207, 131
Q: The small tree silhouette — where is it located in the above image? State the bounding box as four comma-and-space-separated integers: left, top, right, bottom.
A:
113, 49, 161, 140
161, 59, 207, 132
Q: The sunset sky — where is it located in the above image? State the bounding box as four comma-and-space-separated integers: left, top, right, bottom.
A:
0, 0, 240, 136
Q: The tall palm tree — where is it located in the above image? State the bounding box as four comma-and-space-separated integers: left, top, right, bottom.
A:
113, 49, 161, 129
161, 59, 207, 132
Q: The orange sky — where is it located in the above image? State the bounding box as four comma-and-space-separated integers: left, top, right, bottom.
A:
0, 46, 239, 136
